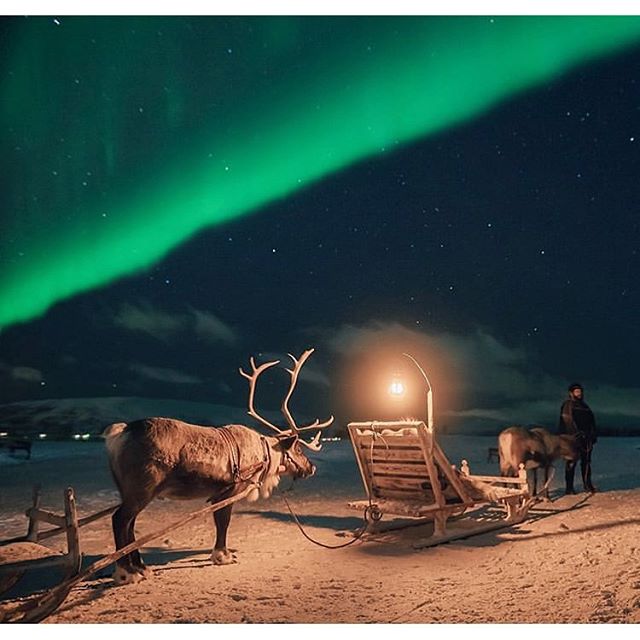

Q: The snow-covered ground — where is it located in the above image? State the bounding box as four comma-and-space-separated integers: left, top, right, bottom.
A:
2, 433, 640, 623
2, 434, 639, 539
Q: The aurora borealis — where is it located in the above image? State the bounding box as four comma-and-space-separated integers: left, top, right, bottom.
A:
2, 14, 640, 433
3, 16, 640, 329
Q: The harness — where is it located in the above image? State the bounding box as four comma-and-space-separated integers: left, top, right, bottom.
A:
280, 441, 305, 477
217, 427, 272, 486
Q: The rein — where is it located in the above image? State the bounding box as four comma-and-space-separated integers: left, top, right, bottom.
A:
278, 427, 384, 549
277, 481, 375, 549
219, 429, 373, 548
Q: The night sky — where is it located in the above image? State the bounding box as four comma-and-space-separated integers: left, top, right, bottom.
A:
1, 15, 640, 432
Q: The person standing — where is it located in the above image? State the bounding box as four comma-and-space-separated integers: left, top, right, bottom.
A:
558, 383, 597, 494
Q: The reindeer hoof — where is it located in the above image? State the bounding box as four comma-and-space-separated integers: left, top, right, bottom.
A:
211, 549, 237, 565
113, 565, 147, 585
135, 565, 154, 579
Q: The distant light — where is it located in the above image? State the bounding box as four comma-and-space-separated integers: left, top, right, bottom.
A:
81, 434, 91, 440
38, 433, 47, 439
0, 432, 8, 437
73, 434, 81, 440
389, 380, 405, 397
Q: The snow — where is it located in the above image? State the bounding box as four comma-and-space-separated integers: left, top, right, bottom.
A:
1, 432, 640, 623
1, 434, 638, 537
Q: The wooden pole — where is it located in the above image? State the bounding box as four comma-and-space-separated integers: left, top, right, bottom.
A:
26, 485, 41, 542
63, 488, 82, 575
0, 483, 256, 623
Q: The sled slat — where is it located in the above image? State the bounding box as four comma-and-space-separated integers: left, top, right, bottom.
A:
372, 475, 432, 492
356, 435, 422, 448
365, 448, 425, 462
372, 487, 436, 502
370, 462, 430, 476
463, 474, 528, 485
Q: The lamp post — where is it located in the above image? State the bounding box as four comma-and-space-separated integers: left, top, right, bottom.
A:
402, 352, 434, 431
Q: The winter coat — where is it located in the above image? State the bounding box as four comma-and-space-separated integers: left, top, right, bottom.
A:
558, 395, 597, 447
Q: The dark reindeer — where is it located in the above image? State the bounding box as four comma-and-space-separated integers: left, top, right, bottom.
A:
498, 425, 580, 499
103, 349, 333, 585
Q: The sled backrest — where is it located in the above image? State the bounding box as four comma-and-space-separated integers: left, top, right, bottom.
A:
347, 421, 471, 507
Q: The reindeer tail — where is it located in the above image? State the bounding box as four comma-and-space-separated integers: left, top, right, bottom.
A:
498, 430, 514, 475
102, 422, 128, 439
102, 422, 127, 454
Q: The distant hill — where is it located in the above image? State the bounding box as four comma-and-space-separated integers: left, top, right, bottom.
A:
0, 396, 284, 439
1, 397, 636, 440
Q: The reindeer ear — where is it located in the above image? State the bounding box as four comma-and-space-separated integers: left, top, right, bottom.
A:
277, 435, 298, 451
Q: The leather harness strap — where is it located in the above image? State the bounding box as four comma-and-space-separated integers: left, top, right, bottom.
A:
218, 427, 271, 485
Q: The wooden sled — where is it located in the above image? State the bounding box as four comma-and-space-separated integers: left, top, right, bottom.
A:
347, 421, 531, 545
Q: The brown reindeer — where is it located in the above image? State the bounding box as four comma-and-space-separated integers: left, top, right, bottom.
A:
103, 349, 333, 585
498, 425, 580, 498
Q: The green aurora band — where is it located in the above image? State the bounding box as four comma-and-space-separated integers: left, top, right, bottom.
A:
2, 16, 640, 329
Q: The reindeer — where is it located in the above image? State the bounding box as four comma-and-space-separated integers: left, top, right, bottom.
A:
498, 425, 580, 499
103, 348, 333, 585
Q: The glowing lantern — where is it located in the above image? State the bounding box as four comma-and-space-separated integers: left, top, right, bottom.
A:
389, 379, 405, 397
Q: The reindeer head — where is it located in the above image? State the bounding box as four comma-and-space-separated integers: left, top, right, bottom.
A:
239, 348, 332, 484
274, 435, 317, 478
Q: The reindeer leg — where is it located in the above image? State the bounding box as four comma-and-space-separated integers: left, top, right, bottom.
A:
112, 500, 152, 585
211, 504, 237, 565
128, 515, 153, 579
543, 466, 550, 500
112, 504, 139, 585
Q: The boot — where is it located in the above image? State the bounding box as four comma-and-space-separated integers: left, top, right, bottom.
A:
582, 458, 596, 493
565, 463, 576, 495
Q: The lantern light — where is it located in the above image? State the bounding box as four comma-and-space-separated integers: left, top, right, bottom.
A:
389, 379, 405, 396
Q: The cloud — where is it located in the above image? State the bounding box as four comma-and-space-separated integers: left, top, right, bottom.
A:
113, 301, 238, 345
257, 350, 331, 388
191, 308, 238, 346
583, 385, 640, 421
114, 302, 186, 342
325, 321, 542, 398
11, 366, 44, 383
320, 321, 640, 429
0, 361, 44, 383
129, 363, 202, 385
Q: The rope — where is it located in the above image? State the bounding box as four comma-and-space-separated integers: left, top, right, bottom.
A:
278, 425, 406, 548
279, 490, 374, 549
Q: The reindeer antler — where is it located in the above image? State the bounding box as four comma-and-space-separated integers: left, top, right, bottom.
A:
281, 348, 334, 450
238, 356, 286, 434
239, 349, 334, 450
